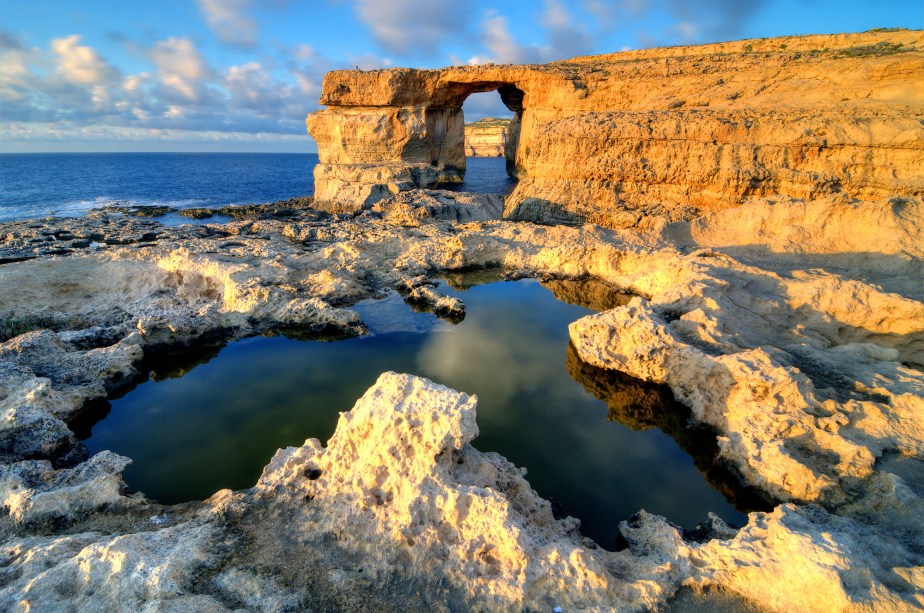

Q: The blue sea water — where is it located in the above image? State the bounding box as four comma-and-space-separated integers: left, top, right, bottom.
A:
0, 153, 515, 222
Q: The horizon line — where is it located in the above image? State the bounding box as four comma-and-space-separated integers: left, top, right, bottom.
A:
0, 150, 320, 155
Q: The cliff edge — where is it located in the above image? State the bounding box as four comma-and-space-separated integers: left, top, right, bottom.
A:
463, 117, 511, 157
307, 29, 924, 225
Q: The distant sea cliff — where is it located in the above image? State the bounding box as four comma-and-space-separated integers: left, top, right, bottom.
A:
463, 117, 510, 157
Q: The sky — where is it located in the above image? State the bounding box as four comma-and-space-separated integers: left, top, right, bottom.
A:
1, 0, 920, 153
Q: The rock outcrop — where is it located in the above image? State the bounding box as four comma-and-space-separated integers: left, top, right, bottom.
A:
307, 30, 924, 226
0, 190, 922, 610
2, 28, 924, 612
463, 117, 510, 157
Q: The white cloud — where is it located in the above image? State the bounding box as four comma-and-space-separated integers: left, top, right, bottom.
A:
477, 5, 592, 65
541, 0, 594, 60
195, 0, 257, 48
50, 35, 119, 85
0, 121, 311, 152
461, 90, 512, 121
0, 29, 24, 50
619, 0, 649, 17
671, 21, 699, 43
293, 72, 317, 96
0, 48, 34, 101
354, 0, 462, 54
481, 11, 542, 65
122, 72, 151, 94
225, 61, 290, 114
149, 37, 209, 80
149, 37, 211, 102
581, 0, 616, 26
293, 44, 314, 60
666, 0, 765, 41
608, 0, 766, 47
0, 30, 322, 142
90, 85, 111, 109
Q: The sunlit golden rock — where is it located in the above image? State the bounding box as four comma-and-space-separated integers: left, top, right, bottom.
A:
308, 30, 924, 226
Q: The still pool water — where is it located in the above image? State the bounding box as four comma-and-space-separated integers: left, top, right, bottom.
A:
81, 275, 763, 548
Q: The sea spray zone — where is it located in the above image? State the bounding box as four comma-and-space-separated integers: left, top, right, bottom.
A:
0, 30, 923, 611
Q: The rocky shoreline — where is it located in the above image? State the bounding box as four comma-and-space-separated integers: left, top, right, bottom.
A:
1, 188, 921, 610
2, 28, 923, 612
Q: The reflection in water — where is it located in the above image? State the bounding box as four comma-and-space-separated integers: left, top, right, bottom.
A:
441, 267, 508, 290
565, 344, 774, 515
540, 278, 636, 312
82, 274, 756, 549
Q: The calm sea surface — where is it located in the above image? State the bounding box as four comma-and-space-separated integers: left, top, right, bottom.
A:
0, 153, 515, 222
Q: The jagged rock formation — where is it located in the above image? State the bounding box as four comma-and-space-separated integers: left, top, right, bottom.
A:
463, 117, 510, 157
2, 28, 924, 613
307, 30, 924, 226
0, 191, 922, 610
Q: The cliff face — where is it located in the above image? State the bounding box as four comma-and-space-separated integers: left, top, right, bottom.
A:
463, 118, 510, 157
306, 30, 924, 225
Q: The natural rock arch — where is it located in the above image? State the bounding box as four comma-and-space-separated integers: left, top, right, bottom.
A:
307, 31, 923, 226
306, 70, 534, 213
426, 82, 525, 180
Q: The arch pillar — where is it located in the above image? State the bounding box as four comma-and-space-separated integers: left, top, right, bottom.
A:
307, 72, 525, 214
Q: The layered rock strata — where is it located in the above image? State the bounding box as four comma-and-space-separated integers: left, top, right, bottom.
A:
0, 192, 922, 610
307, 30, 924, 226
463, 117, 511, 157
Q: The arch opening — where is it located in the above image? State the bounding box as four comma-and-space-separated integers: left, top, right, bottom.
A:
426, 82, 525, 193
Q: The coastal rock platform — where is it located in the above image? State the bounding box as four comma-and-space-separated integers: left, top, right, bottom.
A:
0, 190, 921, 610
1, 30, 923, 612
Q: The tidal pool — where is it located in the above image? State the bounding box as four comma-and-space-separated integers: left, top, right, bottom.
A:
82, 274, 766, 548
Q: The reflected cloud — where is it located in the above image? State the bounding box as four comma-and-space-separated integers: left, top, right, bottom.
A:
416, 290, 572, 415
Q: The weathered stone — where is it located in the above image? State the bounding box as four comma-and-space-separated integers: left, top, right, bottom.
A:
0, 450, 134, 524
307, 30, 924, 226
0, 142, 922, 609
371, 189, 503, 225
463, 117, 510, 157
2, 372, 921, 611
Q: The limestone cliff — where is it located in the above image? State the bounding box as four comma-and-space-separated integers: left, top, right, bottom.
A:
307, 30, 924, 225
463, 117, 510, 157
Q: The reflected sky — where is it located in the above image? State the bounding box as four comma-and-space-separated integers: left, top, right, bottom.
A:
83, 276, 751, 549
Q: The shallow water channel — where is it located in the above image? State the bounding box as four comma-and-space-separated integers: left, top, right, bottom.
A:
82, 272, 763, 548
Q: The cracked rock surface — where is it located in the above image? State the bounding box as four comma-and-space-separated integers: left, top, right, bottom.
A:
0, 190, 921, 610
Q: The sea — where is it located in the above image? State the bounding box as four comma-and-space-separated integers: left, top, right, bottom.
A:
0, 153, 516, 223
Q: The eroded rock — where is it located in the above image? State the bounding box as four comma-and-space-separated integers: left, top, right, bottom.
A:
308, 31, 924, 227
0, 150, 922, 610
464, 117, 511, 157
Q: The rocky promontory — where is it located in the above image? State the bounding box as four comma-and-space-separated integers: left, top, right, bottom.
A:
463, 117, 511, 157
308, 30, 923, 225
1, 30, 923, 612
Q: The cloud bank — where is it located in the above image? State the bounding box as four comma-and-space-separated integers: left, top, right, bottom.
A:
0, 29, 333, 150
0, 0, 775, 150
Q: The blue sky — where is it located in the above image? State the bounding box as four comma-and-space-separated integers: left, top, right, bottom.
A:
1, 0, 920, 152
